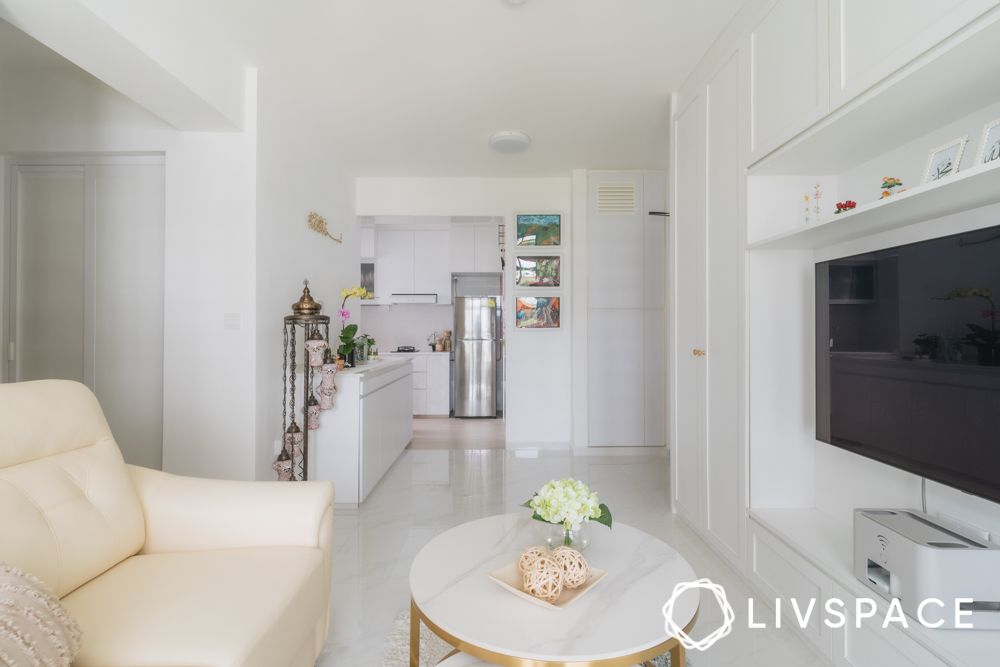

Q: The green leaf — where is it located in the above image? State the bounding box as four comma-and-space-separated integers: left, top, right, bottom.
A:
520, 499, 533, 508
593, 503, 613, 529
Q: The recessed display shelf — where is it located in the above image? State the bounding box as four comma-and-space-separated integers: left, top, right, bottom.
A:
748, 162, 1000, 251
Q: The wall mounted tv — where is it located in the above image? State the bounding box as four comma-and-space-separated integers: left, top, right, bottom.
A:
816, 224, 1000, 504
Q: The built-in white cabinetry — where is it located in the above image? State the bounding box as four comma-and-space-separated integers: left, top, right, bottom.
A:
389, 352, 449, 416
586, 172, 666, 448
829, 0, 998, 109
413, 230, 451, 304
374, 229, 451, 304
449, 223, 501, 274
360, 223, 376, 259
747, 0, 829, 161
672, 47, 745, 566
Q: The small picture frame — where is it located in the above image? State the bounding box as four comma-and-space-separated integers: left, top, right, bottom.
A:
975, 118, 1000, 167
515, 213, 561, 247
514, 256, 561, 287
922, 136, 968, 184
515, 296, 560, 329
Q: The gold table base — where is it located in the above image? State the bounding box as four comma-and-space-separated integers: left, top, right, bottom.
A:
410, 598, 697, 667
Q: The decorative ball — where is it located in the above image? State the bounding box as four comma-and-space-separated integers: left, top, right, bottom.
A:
517, 546, 549, 574
522, 557, 564, 604
551, 546, 590, 589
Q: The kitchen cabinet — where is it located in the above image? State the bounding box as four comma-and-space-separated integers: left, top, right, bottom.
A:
414, 230, 451, 304
389, 352, 450, 416
829, 0, 998, 108
748, 0, 829, 162
374, 229, 450, 303
360, 223, 376, 259
449, 223, 501, 274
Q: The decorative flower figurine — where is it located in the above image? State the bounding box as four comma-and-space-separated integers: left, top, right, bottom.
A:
881, 176, 904, 198
834, 200, 857, 214
523, 478, 612, 549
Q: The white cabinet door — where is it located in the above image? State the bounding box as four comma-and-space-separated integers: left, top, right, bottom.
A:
413, 230, 451, 304
449, 225, 477, 274
426, 355, 450, 415
830, 0, 998, 107
705, 51, 743, 563
588, 173, 644, 310
360, 224, 376, 259
588, 310, 645, 447
748, 0, 829, 161
474, 224, 502, 273
375, 230, 414, 299
672, 94, 707, 524
360, 388, 384, 500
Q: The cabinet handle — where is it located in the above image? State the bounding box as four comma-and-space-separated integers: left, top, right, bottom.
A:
692, 348, 706, 357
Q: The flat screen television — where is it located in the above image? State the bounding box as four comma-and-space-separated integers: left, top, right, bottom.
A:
816, 224, 1000, 504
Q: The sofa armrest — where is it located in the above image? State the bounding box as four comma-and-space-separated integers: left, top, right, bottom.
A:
127, 465, 334, 554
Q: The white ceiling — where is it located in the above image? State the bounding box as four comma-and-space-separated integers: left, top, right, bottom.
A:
0, 0, 745, 176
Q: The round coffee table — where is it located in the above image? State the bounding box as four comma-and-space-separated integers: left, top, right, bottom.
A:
409, 513, 699, 666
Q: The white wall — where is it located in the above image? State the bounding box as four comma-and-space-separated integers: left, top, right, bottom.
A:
361, 304, 452, 353
356, 177, 574, 446
0, 50, 259, 479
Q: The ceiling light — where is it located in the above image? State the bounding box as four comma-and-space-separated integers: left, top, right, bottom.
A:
489, 131, 531, 154
504, 0, 529, 5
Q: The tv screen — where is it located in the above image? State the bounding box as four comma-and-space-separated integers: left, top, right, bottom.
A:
816, 225, 1000, 504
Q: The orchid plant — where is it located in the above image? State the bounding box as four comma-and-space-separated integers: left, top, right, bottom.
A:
337, 286, 372, 360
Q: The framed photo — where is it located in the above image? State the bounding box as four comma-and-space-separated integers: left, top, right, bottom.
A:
515, 296, 560, 329
975, 118, 1000, 167
516, 213, 561, 246
922, 136, 968, 184
515, 256, 561, 287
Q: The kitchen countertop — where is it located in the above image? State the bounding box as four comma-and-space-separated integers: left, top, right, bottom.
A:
336, 357, 412, 378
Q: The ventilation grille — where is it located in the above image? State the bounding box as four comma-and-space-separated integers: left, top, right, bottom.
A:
597, 183, 636, 214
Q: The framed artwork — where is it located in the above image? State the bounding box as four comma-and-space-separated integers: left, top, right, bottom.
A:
922, 136, 968, 184
515, 296, 560, 329
976, 118, 1000, 167
515, 256, 561, 287
516, 213, 561, 246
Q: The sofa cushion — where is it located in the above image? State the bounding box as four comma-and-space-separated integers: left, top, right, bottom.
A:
0, 561, 82, 666
61, 546, 327, 667
0, 389, 146, 599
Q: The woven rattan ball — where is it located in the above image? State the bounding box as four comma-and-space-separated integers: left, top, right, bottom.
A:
522, 557, 564, 603
551, 546, 590, 589
517, 546, 549, 574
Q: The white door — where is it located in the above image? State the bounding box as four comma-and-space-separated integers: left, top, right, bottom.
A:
672, 95, 707, 522
705, 52, 744, 561
6, 157, 165, 469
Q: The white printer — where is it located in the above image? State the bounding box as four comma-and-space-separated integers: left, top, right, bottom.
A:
854, 509, 1000, 630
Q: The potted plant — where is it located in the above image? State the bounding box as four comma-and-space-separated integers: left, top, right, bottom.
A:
337, 286, 371, 367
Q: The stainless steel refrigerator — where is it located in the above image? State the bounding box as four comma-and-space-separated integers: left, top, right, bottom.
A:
454, 296, 500, 417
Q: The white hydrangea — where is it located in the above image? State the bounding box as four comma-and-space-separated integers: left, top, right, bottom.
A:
527, 478, 604, 532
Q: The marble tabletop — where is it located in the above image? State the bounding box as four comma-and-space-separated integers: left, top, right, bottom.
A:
409, 513, 699, 663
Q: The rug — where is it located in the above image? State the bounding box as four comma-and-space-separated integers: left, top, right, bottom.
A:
380, 609, 688, 666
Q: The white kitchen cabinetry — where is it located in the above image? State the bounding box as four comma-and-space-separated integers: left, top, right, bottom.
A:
748, 0, 829, 162
312, 359, 413, 504
414, 230, 451, 305
375, 230, 415, 300
450, 223, 501, 274
389, 352, 450, 416
360, 223, 376, 259
586, 171, 667, 448
375, 229, 451, 304
829, 0, 997, 109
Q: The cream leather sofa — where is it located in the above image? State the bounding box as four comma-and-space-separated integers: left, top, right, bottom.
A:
0, 380, 334, 667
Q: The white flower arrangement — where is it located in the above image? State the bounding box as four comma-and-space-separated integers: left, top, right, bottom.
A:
522, 478, 612, 533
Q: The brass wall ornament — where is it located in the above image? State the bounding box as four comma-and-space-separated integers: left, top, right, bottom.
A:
307, 211, 343, 244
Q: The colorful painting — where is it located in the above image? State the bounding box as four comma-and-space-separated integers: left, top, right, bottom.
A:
515, 296, 561, 329
515, 256, 561, 287
516, 214, 561, 246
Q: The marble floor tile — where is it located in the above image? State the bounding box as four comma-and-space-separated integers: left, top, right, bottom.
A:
320, 440, 821, 666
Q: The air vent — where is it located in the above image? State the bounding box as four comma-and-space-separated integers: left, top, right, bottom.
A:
597, 183, 636, 214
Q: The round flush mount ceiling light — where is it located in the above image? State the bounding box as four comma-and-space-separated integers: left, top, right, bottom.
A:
489, 131, 531, 154
504, 0, 529, 5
